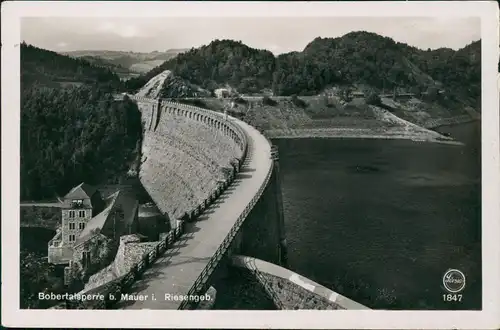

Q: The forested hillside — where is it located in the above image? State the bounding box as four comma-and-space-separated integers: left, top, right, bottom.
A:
125, 32, 481, 109
21, 42, 122, 89
125, 40, 276, 94
21, 88, 142, 200
21, 43, 142, 200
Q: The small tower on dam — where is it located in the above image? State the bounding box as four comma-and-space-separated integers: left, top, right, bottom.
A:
271, 144, 288, 267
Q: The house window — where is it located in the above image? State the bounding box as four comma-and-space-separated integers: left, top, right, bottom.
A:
78, 210, 86, 218
79, 222, 85, 230
69, 222, 76, 230
69, 210, 75, 218
69, 234, 76, 242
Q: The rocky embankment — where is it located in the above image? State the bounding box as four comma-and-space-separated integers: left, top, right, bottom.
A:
135, 69, 210, 99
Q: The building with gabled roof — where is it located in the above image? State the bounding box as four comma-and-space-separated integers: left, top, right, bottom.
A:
48, 182, 169, 286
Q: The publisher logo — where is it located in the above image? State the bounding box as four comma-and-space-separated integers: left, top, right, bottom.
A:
442, 269, 466, 293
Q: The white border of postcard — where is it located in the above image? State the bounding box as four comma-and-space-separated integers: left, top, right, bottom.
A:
2, 1, 499, 329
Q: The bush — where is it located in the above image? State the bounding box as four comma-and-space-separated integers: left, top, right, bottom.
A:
365, 91, 382, 106
262, 96, 277, 106
338, 87, 353, 103
291, 95, 307, 108
233, 97, 248, 105
424, 86, 439, 101
178, 98, 207, 108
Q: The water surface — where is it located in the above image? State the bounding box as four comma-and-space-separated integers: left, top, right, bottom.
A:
275, 122, 481, 309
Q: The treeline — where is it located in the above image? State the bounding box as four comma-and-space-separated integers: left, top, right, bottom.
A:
125, 32, 481, 107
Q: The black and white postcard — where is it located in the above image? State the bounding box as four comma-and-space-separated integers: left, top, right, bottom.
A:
2, 1, 499, 329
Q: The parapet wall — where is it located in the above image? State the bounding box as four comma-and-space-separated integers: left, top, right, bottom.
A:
232, 256, 370, 310
134, 97, 248, 228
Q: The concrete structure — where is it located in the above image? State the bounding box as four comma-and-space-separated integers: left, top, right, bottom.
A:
69, 91, 361, 310
70, 95, 287, 310
231, 255, 369, 310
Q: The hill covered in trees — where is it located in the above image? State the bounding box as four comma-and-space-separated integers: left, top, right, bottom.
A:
125, 40, 276, 94
21, 44, 143, 200
21, 42, 122, 90
125, 32, 481, 109
21, 87, 142, 200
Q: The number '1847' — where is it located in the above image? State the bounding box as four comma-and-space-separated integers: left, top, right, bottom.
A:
443, 294, 462, 302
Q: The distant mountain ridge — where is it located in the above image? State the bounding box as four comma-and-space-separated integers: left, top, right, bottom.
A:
62, 49, 189, 73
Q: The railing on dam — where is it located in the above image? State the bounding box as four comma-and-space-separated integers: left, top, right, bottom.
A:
129, 94, 249, 163
166, 100, 249, 160
64, 98, 270, 310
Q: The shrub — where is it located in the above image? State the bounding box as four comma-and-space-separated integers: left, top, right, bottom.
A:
424, 86, 439, 101
233, 97, 248, 105
262, 96, 277, 106
338, 87, 353, 103
365, 90, 382, 106
178, 98, 207, 108
291, 95, 307, 108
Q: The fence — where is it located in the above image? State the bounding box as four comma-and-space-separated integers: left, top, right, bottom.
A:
64, 100, 252, 309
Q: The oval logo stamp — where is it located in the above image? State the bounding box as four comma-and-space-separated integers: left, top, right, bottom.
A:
442, 269, 466, 293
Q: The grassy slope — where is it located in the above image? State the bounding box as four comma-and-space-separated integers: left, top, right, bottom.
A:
190, 95, 465, 144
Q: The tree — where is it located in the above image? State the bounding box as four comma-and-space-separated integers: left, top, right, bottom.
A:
291, 94, 307, 108
424, 86, 439, 101
262, 96, 277, 106
338, 87, 353, 103
365, 90, 382, 106
409, 85, 422, 97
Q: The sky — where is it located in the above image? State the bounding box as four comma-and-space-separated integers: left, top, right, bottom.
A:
21, 17, 481, 54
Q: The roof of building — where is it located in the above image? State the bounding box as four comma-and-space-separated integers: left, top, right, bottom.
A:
75, 189, 139, 246
64, 182, 97, 200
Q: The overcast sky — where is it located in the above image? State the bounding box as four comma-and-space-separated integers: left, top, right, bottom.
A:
21, 17, 481, 54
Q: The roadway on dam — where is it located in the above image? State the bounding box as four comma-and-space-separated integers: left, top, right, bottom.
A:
115, 114, 273, 310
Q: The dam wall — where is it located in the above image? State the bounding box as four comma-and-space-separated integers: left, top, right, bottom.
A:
135, 99, 247, 228
237, 168, 282, 264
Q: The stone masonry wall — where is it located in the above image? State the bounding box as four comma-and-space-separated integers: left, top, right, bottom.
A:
137, 100, 246, 229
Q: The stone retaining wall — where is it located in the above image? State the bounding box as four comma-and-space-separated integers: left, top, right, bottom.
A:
134, 98, 248, 228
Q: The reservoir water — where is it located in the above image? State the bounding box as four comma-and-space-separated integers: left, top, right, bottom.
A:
216, 122, 481, 310
275, 122, 481, 310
